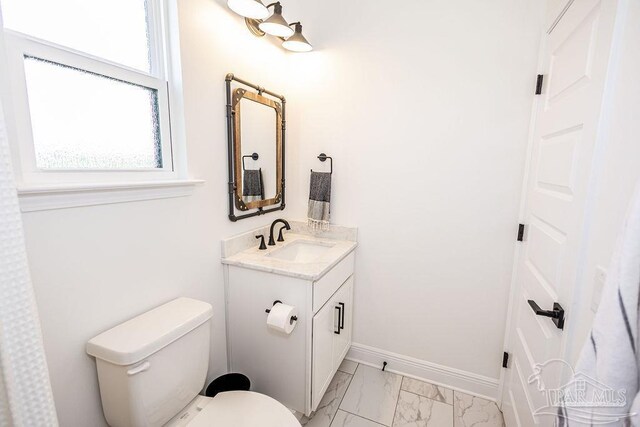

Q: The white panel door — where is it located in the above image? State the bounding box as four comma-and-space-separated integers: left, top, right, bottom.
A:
501, 0, 619, 425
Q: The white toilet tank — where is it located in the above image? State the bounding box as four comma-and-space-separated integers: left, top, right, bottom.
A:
87, 298, 213, 427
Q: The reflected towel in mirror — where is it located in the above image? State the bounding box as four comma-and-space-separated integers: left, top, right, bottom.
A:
242, 169, 264, 202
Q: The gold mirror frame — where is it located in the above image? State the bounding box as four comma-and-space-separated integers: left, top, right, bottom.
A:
225, 74, 286, 221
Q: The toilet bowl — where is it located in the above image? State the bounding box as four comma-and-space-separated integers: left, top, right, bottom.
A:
166, 392, 300, 427
87, 297, 301, 427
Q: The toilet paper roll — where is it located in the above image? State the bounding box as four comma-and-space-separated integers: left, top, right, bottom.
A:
266, 303, 298, 334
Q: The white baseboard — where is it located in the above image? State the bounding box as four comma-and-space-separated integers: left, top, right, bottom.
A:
346, 342, 500, 402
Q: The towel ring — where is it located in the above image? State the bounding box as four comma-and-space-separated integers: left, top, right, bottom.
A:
311, 153, 332, 174
242, 152, 259, 171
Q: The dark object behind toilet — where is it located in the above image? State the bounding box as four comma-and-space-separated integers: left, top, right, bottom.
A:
205, 373, 251, 398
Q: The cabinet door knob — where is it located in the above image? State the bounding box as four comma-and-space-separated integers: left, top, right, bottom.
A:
338, 302, 345, 330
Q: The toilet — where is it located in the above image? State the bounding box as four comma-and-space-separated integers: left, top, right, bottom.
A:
86, 297, 301, 427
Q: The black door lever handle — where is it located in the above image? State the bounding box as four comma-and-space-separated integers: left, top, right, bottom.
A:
528, 300, 560, 318
527, 300, 565, 330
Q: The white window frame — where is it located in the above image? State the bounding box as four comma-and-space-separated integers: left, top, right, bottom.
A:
0, 0, 201, 211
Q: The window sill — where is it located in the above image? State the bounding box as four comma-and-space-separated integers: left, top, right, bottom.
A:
17, 179, 205, 212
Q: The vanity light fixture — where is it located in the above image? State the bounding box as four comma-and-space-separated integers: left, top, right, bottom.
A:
227, 0, 269, 20
282, 22, 312, 52
258, 2, 294, 38
227, 1, 312, 52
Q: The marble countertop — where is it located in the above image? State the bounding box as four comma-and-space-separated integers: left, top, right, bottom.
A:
221, 221, 357, 281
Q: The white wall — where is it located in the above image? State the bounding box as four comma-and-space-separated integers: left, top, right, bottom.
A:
17, 0, 303, 425
282, 0, 545, 381
566, 0, 640, 364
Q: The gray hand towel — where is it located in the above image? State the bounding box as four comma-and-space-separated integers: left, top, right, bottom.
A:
242, 169, 264, 202
308, 171, 331, 231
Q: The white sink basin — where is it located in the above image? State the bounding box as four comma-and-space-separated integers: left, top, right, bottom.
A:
267, 240, 335, 263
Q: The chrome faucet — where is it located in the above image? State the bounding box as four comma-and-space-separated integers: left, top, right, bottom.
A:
268, 219, 291, 246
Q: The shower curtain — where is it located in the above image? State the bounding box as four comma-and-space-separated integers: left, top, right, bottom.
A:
0, 103, 58, 425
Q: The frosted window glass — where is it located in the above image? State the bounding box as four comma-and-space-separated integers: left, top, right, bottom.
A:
1, 0, 151, 72
24, 56, 163, 170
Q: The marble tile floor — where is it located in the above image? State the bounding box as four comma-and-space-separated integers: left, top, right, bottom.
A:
297, 360, 504, 427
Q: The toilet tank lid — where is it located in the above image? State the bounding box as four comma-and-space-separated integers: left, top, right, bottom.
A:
86, 297, 213, 366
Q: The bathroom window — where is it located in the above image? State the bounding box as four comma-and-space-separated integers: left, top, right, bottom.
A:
23, 57, 164, 170
0, 0, 193, 205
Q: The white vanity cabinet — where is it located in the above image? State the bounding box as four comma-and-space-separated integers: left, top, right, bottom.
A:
225, 250, 355, 416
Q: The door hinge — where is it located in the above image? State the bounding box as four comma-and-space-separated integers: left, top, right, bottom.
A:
517, 224, 527, 242
535, 74, 544, 95
502, 352, 509, 368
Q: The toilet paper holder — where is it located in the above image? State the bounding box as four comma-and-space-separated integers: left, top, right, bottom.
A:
265, 300, 298, 323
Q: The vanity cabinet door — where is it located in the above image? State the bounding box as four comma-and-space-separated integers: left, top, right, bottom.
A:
312, 295, 340, 410
311, 276, 354, 411
332, 276, 353, 365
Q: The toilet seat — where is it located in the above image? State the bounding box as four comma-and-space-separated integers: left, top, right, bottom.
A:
188, 391, 301, 427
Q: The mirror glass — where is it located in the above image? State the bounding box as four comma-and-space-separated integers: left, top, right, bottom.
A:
239, 98, 277, 203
